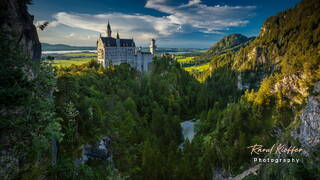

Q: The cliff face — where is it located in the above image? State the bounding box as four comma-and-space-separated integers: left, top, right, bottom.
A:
0, 1, 42, 179
0, 0, 41, 61
292, 82, 320, 151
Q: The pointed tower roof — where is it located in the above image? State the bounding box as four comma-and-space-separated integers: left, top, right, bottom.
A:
106, 20, 112, 37
116, 31, 120, 39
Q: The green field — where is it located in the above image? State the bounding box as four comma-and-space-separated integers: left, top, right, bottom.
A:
176, 56, 195, 64
175, 55, 211, 81
51, 57, 94, 67
184, 62, 210, 72
175, 55, 210, 72
44, 52, 97, 67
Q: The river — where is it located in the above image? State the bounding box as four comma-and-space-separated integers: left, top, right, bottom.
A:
180, 119, 198, 142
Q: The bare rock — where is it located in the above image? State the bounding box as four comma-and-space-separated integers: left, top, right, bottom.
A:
273, 74, 309, 104
292, 81, 320, 150
0, 0, 41, 61
75, 137, 112, 165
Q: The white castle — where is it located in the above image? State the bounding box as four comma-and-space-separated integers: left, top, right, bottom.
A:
97, 21, 156, 71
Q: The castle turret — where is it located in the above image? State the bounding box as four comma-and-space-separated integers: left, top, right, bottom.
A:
116, 31, 120, 48
149, 39, 156, 55
106, 21, 112, 37
116, 31, 120, 39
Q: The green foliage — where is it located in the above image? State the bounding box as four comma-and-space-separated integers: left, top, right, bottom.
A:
0, 30, 62, 178
53, 57, 202, 179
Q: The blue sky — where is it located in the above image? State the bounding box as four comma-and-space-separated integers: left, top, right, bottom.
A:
29, 0, 300, 48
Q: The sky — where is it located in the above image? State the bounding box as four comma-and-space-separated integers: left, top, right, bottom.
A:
29, 0, 301, 48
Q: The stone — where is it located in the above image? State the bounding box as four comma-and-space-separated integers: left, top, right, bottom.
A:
313, 81, 320, 94
75, 137, 112, 165
292, 81, 320, 150
0, 0, 41, 61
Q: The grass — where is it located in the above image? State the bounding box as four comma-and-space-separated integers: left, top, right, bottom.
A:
176, 57, 195, 64
184, 62, 210, 72
51, 57, 94, 67
62, 52, 97, 57
175, 55, 210, 72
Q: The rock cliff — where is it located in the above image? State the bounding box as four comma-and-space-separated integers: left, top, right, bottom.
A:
292, 81, 320, 150
0, 0, 41, 61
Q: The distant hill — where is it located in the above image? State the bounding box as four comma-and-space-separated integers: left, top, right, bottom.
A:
42, 43, 96, 51
206, 34, 254, 56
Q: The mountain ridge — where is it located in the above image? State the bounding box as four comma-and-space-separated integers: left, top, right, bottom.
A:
42, 43, 96, 51
206, 33, 255, 56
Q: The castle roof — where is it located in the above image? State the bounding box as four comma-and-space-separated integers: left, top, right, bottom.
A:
100, 37, 135, 47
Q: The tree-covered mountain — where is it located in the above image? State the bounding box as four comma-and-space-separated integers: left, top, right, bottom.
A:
206, 33, 254, 56
192, 0, 320, 178
42, 43, 96, 51
231, 0, 320, 104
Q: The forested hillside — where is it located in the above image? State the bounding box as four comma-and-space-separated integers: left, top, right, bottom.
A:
191, 0, 320, 178
206, 34, 254, 56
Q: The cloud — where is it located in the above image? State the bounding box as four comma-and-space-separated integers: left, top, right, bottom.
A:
65, 32, 97, 41
39, 0, 255, 46
145, 0, 255, 33
179, 0, 201, 8
50, 12, 181, 44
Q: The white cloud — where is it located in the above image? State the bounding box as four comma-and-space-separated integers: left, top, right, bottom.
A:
145, 0, 255, 33
51, 12, 181, 44
39, 0, 255, 46
179, 0, 202, 8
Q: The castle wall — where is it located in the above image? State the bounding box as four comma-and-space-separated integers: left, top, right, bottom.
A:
97, 40, 105, 64
136, 53, 153, 72
97, 37, 154, 71
103, 46, 135, 66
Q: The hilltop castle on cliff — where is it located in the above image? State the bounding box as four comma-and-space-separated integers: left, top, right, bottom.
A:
97, 21, 156, 71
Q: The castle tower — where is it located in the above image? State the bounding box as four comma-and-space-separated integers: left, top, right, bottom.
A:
106, 21, 112, 37
116, 31, 120, 39
149, 39, 156, 55
116, 31, 120, 48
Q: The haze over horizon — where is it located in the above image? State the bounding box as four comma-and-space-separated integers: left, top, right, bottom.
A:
30, 0, 300, 48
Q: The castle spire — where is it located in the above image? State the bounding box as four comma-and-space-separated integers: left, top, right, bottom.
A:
106, 20, 112, 37
150, 39, 156, 55
116, 31, 120, 39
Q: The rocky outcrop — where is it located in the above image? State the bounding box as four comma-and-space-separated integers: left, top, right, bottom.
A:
0, 0, 41, 61
292, 81, 320, 150
75, 137, 112, 165
273, 74, 309, 104
232, 164, 262, 180
237, 74, 250, 91
0, 1, 42, 179
212, 164, 262, 180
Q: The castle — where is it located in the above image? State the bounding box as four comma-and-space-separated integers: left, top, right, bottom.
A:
97, 21, 156, 71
